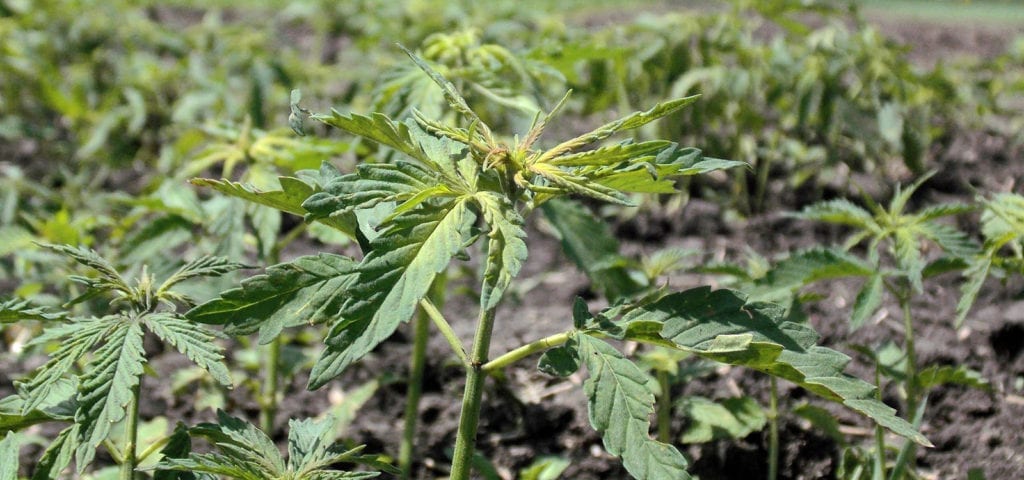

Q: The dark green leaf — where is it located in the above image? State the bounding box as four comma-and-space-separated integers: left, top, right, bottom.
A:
144, 314, 232, 386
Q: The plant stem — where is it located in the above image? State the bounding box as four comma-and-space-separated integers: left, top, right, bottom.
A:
120, 378, 141, 480
398, 308, 430, 479
449, 306, 498, 480
894, 294, 920, 477
259, 336, 282, 433
481, 331, 571, 373
656, 370, 672, 444
873, 362, 887, 479
419, 298, 469, 367
767, 376, 779, 480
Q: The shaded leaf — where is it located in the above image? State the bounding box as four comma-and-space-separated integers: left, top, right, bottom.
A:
677, 396, 767, 443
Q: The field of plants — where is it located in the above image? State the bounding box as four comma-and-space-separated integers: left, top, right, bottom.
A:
2, 0, 1023, 479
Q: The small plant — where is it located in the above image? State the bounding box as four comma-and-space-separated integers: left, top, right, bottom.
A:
192, 50, 928, 479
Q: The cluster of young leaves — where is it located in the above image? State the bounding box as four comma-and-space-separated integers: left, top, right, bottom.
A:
790, 173, 977, 329
153, 410, 395, 480
1, 245, 245, 477
957, 192, 1024, 325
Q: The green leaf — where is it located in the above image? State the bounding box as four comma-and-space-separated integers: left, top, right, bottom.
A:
751, 248, 874, 301
530, 162, 632, 205
917, 365, 990, 392
75, 321, 146, 470
537, 95, 700, 163
475, 191, 527, 310
311, 111, 425, 163
850, 274, 884, 331
31, 426, 77, 480
519, 456, 571, 480
0, 299, 65, 323
795, 199, 876, 230
793, 403, 846, 445
40, 243, 129, 294
310, 199, 475, 389
191, 177, 357, 237
144, 314, 232, 386
187, 254, 358, 344
615, 287, 932, 447
1, 379, 75, 433
548, 141, 671, 167
159, 257, 250, 294
153, 423, 195, 480
677, 396, 767, 443
398, 45, 491, 140
303, 162, 451, 223
956, 255, 992, 327
538, 341, 581, 378
1, 432, 20, 480
19, 318, 114, 415
577, 335, 690, 480
541, 198, 645, 302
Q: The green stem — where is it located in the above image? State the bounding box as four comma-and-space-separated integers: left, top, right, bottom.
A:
120, 379, 141, 480
419, 298, 470, 367
259, 336, 282, 433
398, 308, 430, 479
136, 433, 171, 463
768, 376, 779, 480
893, 294, 920, 478
874, 362, 887, 479
656, 370, 672, 444
482, 332, 571, 373
449, 306, 498, 480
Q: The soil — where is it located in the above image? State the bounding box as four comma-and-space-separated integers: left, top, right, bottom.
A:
5, 7, 1024, 480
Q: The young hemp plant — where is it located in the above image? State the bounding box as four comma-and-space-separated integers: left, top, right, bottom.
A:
190, 48, 930, 479
2, 244, 246, 479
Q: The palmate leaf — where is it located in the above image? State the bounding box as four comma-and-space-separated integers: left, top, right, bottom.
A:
610, 287, 931, 447
144, 314, 232, 387
187, 253, 358, 344
536, 95, 701, 163
18, 318, 114, 414
191, 177, 357, 238
474, 192, 527, 310
304, 162, 450, 221
576, 335, 690, 480
309, 199, 475, 389
579, 146, 743, 195
0, 299, 65, 323
75, 321, 146, 470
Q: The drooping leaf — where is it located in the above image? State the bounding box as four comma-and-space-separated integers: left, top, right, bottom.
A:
187, 254, 358, 344
529, 162, 632, 205
1, 379, 75, 433
303, 162, 452, 223
611, 287, 931, 447
310, 199, 475, 389
31, 426, 78, 480
474, 191, 527, 310
541, 198, 645, 302
144, 314, 232, 387
74, 321, 146, 470
677, 396, 767, 443
576, 335, 690, 480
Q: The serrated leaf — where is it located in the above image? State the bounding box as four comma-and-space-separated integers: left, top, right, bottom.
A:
850, 274, 884, 331
541, 198, 645, 302
311, 111, 425, 163
153, 423, 195, 480
893, 228, 924, 291
677, 396, 767, 443
303, 162, 449, 222
1, 379, 75, 433
548, 141, 671, 167
0, 299, 65, 323
537, 95, 700, 163
159, 256, 251, 294
19, 318, 114, 415
615, 287, 931, 447
75, 321, 146, 470
475, 192, 527, 310
918, 222, 979, 259
1, 432, 20, 480
916, 202, 975, 222
956, 255, 992, 327
538, 341, 580, 378
187, 254, 358, 344
917, 365, 990, 391
530, 162, 632, 205
144, 314, 232, 387
795, 199, 876, 230
310, 199, 475, 389
751, 248, 874, 301
40, 244, 129, 293
31, 426, 77, 480
577, 335, 690, 480
191, 177, 357, 237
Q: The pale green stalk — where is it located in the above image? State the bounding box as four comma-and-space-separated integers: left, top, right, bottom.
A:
449, 306, 498, 480
656, 370, 672, 443
768, 376, 779, 480
119, 380, 141, 480
398, 308, 430, 479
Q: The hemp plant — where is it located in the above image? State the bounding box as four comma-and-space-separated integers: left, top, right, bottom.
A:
191, 49, 930, 479
1, 245, 246, 479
